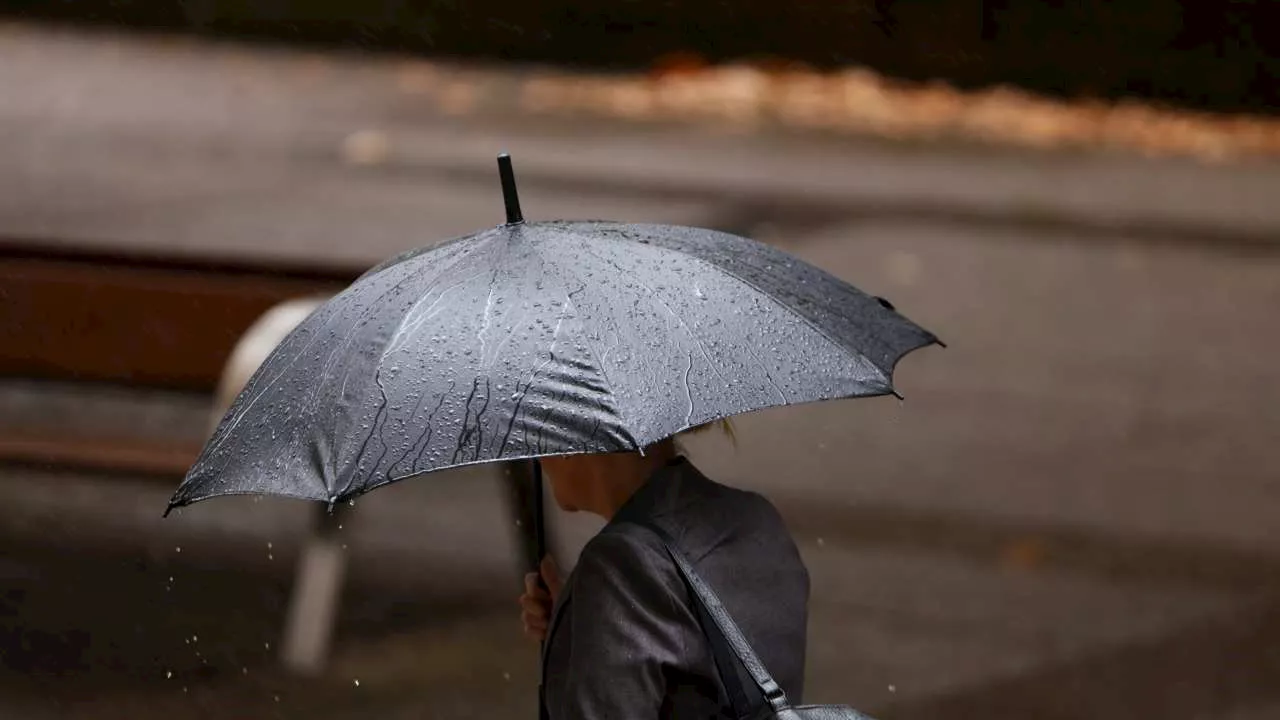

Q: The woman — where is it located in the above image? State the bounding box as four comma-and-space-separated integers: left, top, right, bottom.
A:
519, 421, 810, 719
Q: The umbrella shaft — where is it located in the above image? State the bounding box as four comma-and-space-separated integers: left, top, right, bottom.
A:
533, 460, 546, 565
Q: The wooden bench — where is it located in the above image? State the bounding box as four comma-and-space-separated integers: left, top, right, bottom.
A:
0, 239, 547, 674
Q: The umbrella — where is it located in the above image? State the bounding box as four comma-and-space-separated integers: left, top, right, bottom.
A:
166, 152, 940, 559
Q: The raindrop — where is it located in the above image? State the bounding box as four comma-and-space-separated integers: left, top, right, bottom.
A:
242, 667, 248, 675
175, 546, 182, 553
888, 685, 897, 693
503, 672, 511, 681
265, 642, 272, 650
165, 670, 173, 679
353, 678, 361, 687
274, 695, 281, 703
816, 538, 825, 547
192, 635, 198, 643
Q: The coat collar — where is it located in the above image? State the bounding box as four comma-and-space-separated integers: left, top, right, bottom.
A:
606, 455, 691, 528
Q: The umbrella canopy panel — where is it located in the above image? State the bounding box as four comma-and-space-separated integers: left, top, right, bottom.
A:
169, 221, 938, 510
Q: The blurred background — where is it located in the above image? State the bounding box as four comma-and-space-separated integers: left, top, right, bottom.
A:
1, 2, 1278, 718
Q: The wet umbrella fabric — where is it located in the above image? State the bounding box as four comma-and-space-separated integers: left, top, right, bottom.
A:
167, 217, 938, 512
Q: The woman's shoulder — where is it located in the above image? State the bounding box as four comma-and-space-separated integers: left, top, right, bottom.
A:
694, 473, 790, 530
570, 525, 692, 613
577, 523, 672, 578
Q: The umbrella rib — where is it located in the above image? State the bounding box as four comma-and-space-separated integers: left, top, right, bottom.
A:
341, 242, 503, 493
330, 267, 489, 497
568, 287, 650, 447
571, 223, 902, 390
653, 245, 897, 394
497, 267, 576, 455
542, 260, 643, 450
324, 241, 487, 407
316, 248, 482, 490
568, 239, 814, 434
475, 230, 513, 369
201, 304, 333, 467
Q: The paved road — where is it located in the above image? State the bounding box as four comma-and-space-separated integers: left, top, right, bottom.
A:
1, 21, 1279, 720
3, 21, 1280, 267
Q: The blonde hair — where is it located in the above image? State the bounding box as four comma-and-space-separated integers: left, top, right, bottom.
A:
680, 417, 738, 446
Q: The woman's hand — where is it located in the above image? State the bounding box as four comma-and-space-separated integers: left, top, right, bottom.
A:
520, 554, 563, 642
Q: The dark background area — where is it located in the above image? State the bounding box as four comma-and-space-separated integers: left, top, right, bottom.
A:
1, 0, 1276, 114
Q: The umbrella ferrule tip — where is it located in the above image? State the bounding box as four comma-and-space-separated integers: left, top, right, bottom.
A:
497, 154, 524, 225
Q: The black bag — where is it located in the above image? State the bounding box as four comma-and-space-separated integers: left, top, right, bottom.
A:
627, 520, 877, 720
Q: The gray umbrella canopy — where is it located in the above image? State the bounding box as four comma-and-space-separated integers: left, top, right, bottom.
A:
167, 173, 939, 513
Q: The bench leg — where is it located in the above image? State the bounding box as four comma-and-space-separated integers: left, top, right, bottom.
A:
280, 503, 346, 675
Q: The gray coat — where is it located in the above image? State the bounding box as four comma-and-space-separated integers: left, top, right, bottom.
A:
542, 457, 810, 719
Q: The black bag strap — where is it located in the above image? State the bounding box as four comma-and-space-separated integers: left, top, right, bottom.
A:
625, 521, 791, 716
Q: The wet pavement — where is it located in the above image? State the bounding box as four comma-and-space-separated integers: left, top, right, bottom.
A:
2, 21, 1280, 720
1, 451, 1274, 719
